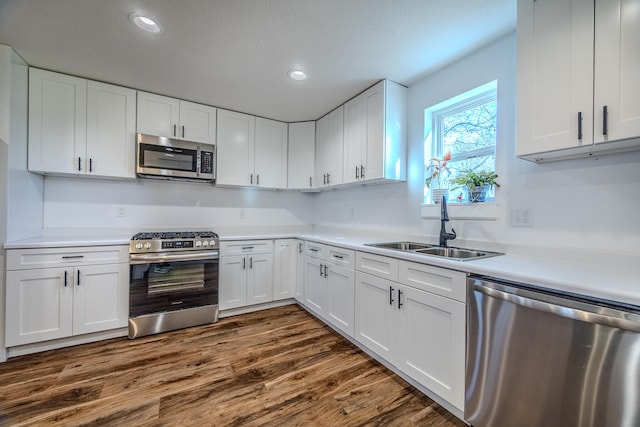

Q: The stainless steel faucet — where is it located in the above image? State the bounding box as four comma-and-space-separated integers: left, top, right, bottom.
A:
439, 196, 456, 247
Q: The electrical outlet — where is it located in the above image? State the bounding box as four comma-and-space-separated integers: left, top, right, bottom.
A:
116, 207, 127, 218
511, 209, 534, 227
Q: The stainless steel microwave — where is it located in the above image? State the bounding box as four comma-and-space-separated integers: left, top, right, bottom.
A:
136, 133, 215, 182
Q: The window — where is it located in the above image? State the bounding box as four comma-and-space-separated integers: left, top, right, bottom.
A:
424, 81, 497, 204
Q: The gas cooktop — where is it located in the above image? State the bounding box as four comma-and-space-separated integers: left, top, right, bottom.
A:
130, 231, 219, 253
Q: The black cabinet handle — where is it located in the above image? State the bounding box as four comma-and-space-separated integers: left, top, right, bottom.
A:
324, 265, 328, 277
78, 157, 82, 172
173, 124, 177, 137
355, 165, 359, 179
361, 165, 365, 179
64, 271, 68, 287
250, 174, 253, 184
309, 176, 312, 187
389, 286, 394, 305
398, 289, 403, 309
249, 257, 253, 269
333, 254, 344, 259
182, 125, 185, 138
298, 242, 303, 253
77, 270, 80, 286
242, 258, 246, 270
577, 112, 583, 140
256, 174, 260, 186
603, 105, 608, 136
320, 263, 324, 277
323, 174, 327, 185
326, 173, 330, 184
89, 158, 93, 173
242, 246, 254, 250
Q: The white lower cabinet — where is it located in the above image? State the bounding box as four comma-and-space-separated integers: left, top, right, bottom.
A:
303, 243, 355, 337
273, 239, 298, 301
5, 246, 129, 347
355, 254, 467, 412
219, 240, 274, 310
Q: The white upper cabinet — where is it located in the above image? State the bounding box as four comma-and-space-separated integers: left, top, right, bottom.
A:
28, 68, 87, 175
316, 105, 344, 188
86, 81, 136, 179
287, 121, 316, 190
517, 0, 640, 161
216, 110, 287, 188
29, 69, 136, 179
343, 80, 407, 184
255, 117, 288, 189
136, 91, 217, 145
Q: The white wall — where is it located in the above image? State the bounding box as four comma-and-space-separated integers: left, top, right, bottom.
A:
42, 176, 316, 235
313, 32, 640, 254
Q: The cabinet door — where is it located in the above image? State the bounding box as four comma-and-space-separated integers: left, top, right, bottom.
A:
363, 81, 385, 181
28, 68, 87, 174
5, 268, 73, 346
316, 105, 344, 187
73, 263, 129, 335
219, 255, 247, 310
86, 81, 136, 178
254, 118, 288, 188
179, 100, 217, 144
136, 91, 180, 138
216, 109, 255, 186
397, 284, 466, 411
343, 94, 366, 184
594, 0, 640, 144
304, 256, 325, 316
246, 253, 273, 305
516, 0, 594, 156
354, 271, 398, 363
325, 263, 355, 337
273, 239, 297, 301
295, 241, 305, 304
288, 122, 316, 189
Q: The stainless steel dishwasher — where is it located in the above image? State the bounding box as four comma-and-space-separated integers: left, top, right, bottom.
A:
465, 275, 640, 427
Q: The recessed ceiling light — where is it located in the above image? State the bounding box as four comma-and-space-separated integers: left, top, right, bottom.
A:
129, 13, 161, 34
288, 69, 307, 81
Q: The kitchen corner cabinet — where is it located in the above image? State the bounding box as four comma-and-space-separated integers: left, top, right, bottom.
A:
354, 253, 466, 411
343, 80, 407, 184
273, 239, 299, 300
287, 121, 316, 190
136, 91, 217, 144
5, 246, 129, 347
28, 69, 136, 178
304, 242, 355, 337
216, 110, 288, 188
219, 240, 274, 310
315, 106, 344, 188
517, 0, 640, 161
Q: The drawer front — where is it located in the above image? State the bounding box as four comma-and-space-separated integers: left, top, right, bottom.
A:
305, 242, 325, 259
6, 246, 128, 270
398, 260, 467, 302
326, 245, 355, 268
220, 240, 273, 256
356, 252, 399, 281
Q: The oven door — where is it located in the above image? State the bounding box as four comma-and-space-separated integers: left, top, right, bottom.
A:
129, 251, 219, 318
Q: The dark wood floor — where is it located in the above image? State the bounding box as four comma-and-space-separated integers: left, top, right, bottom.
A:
0, 305, 466, 426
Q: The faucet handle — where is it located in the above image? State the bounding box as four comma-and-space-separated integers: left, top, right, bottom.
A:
451, 228, 457, 239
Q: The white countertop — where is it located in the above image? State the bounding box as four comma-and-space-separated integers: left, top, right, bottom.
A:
5, 230, 639, 307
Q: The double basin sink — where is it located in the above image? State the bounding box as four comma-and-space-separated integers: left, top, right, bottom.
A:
364, 241, 502, 261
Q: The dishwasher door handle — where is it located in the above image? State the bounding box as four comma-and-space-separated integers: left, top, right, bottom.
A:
474, 283, 640, 333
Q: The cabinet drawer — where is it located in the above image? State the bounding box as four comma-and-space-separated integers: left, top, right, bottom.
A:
356, 252, 399, 281
305, 242, 325, 259
326, 246, 354, 268
6, 246, 128, 270
220, 240, 273, 255
398, 261, 467, 302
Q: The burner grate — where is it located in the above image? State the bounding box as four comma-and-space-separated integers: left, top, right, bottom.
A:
131, 231, 218, 240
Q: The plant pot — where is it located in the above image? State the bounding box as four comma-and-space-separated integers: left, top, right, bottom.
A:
432, 189, 449, 204
468, 185, 489, 203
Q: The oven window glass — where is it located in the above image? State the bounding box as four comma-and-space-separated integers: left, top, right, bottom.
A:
141, 144, 195, 172
147, 263, 204, 295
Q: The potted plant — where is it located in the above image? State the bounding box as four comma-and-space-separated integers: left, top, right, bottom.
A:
425, 152, 451, 204
449, 170, 500, 202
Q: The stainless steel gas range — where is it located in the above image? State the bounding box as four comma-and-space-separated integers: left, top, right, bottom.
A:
128, 231, 219, 339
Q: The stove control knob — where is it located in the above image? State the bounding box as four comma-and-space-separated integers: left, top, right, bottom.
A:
136, 243, 144, 249
195, 240, 202, 247
145, 242, 152, 249
203, 240, 209, 247
210, 240, 216, 247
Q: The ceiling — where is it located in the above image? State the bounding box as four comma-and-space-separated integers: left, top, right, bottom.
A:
0, 0, 516, 123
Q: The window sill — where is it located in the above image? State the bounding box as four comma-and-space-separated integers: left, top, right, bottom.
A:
420, 202, 499, 220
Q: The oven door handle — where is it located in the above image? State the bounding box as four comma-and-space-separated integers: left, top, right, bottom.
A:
130, 251, 219, 264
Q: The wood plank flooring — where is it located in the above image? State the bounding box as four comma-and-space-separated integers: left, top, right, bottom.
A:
0, 305, 466, 426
